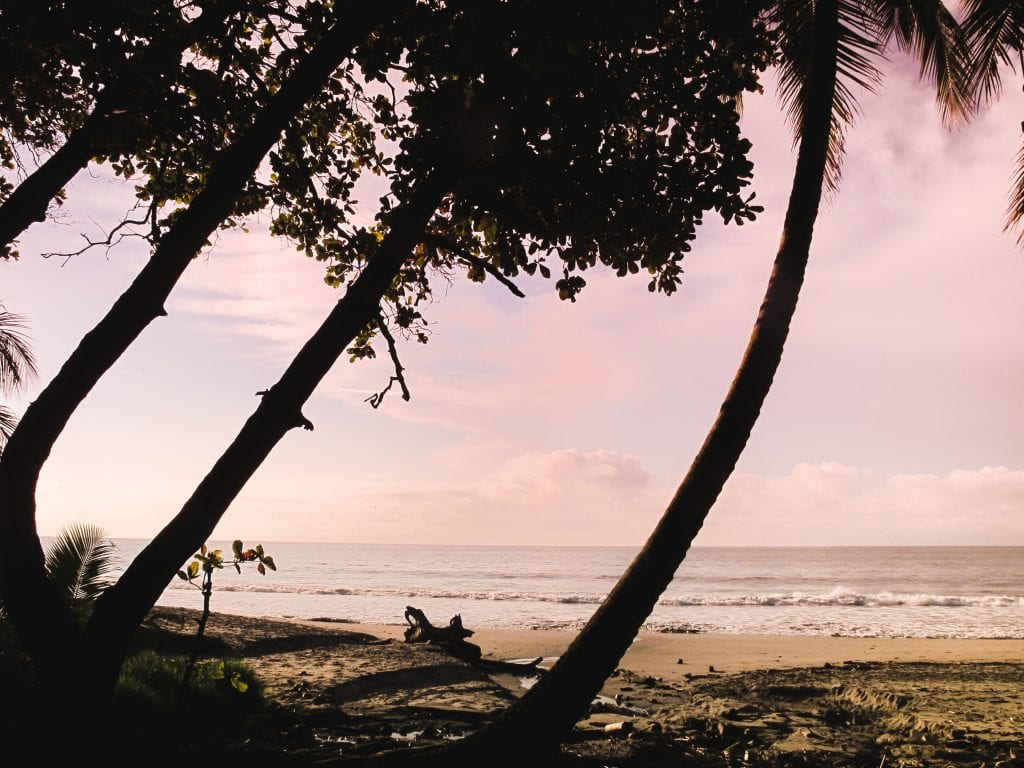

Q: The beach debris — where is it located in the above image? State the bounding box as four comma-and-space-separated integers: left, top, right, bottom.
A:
604, 721, 634, 735
390, 729, 424, 743
403, 605, 482, 659
590, 694, 649, 717
401, 605, 546, 681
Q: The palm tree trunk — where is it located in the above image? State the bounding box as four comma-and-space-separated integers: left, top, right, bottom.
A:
84, 169, 450, 696
392, 2, 841, 763
0, 0, 242, 252
0, 2, 393, 691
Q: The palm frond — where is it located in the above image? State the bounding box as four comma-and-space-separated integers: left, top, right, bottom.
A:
0, 404, 18, 453
872, 0, 973, 124
961, 0, 1024, 106
774, 0, 884, 193
1006, 139, 1024, 241
44, 523, 117, 604
0, 307, 38, 395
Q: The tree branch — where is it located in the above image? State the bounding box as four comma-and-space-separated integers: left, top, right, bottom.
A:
425, 234, 525, 298
364, 313, 411, 409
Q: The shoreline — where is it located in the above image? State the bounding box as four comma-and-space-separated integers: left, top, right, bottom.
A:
296, 618, 1024, 676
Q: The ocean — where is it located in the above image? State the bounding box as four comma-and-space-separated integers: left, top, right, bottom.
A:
109, 542, 1024, 639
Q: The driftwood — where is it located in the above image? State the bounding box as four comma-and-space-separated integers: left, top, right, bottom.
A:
404, 606, 481, 659
402, 606, 545, 676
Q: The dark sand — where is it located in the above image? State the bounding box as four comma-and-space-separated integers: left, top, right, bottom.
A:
145, 607, 1024, 766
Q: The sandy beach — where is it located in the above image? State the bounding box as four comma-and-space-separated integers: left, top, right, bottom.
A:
143, 607, 1024, 765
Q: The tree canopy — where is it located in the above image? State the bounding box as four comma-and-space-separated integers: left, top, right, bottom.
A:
0, 2, 777, 748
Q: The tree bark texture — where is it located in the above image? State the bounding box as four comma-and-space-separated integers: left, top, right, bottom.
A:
397, 2, 842, 764
85, 169, 449, 695
0, 0, 242, 251
0, 0, 396, 690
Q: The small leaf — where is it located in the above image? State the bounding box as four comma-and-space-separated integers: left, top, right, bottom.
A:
232, 540, 244, 559
208, 660, 225, 680
261, 556, 276, 571
188, 561, 200, 578
234, 563, 241, 574
177, 570, 188, 581
255, 544, 264, 557
257, 562, 266, 576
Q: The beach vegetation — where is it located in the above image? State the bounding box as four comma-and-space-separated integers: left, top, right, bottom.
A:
420, 1, 983, 762
8, 0, 1021, 762
43, 522, 118, 624
176, 540, 275, 692
118, 651, 264, 716
0, 303, 37, 453
0, 0, 775, 741
961, 0, 1024, 239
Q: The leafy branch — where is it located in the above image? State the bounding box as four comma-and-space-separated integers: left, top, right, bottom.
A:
176, 540, 276, 695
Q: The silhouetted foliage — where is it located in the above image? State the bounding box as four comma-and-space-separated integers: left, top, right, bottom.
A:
0, 2, 775, 760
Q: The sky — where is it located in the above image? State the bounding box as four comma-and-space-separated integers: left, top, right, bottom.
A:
4, 58, 1024, 547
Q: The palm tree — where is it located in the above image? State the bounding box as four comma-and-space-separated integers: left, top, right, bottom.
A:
406, 1, 972, 763
0, 304, 38, 453
1, 523, 115, 623
961, 0, 1024, 238
43, 523, 117, 623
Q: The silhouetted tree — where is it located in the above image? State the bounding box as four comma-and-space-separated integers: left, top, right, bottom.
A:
0, 2, 774, 752
381, 1, 973, 763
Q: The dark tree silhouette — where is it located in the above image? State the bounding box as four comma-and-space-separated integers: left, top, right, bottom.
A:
0, 3, 773, 751
375, 0, 973, 763
0, 0, 398, 699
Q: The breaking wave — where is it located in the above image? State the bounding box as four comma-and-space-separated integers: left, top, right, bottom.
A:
165, 581, 1023, 609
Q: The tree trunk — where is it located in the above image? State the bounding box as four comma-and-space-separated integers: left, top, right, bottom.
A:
0, 1, 394, 692
84, 169, 449, 696
0, 0, 241, 253
394, 2, 841, 764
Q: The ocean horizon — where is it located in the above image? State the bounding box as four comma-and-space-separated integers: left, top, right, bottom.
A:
97, 541, 1023, 639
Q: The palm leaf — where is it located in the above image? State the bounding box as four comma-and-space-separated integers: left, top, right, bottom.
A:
1006, 140, 1024, 242
44, 523, 117, 604
774, 0, 884, 194
961, 0, 1024, 105
872, 0, 973, 125
0, 307, 38, 395
961, 0, 1024, 239
0, 404, 17, 453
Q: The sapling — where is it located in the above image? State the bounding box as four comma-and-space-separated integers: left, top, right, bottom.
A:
176, 540, 275, 694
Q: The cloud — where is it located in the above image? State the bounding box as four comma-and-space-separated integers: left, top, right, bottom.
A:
211, 447, 665, 545
699, 463, 1024, 546
204, 454, 1024, 548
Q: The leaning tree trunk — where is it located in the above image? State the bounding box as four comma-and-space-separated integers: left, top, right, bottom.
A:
0, 2, 394, 694
389, 2, 841, 765
0, 0, 241, 253
84, 169, 450, 697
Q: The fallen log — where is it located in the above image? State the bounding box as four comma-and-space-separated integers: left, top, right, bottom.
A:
404, 606, 481, 660
402, 607, 547, 678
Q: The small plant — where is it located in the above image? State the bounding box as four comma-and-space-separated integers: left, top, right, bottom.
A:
115, 650, 265, 746
176, 540, 275, 694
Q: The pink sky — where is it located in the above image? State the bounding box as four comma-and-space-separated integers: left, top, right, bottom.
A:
4, 60, 1024, 546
